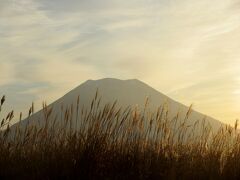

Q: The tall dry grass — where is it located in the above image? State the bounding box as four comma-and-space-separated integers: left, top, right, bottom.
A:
0, 94, 240, 179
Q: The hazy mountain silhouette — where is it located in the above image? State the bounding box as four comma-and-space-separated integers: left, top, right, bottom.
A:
11, 78, 223, 131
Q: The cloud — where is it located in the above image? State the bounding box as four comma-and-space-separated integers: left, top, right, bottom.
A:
0, 81, 51, 118
0, 0, 240, 124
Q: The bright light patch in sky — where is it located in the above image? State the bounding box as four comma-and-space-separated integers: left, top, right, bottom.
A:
0, 0, 240, 124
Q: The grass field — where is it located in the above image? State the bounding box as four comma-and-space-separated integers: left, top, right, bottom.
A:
0, 94, 239, 179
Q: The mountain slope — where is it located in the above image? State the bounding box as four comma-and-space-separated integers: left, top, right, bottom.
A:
11, 78, 223, 131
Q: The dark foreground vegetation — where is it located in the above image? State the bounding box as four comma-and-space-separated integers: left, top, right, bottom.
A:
0, 94, 240, 180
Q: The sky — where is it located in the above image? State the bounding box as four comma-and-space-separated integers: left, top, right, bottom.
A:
0, 0, 240, 125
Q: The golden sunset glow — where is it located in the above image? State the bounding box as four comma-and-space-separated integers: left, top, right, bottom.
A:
1, 0, 240, 125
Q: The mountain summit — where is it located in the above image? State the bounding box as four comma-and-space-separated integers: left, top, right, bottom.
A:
12, 78, 223, 131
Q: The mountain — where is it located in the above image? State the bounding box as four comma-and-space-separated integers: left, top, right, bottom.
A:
11, 78, 223, 131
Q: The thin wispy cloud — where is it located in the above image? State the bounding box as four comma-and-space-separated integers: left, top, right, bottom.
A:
0, 0, 240, 124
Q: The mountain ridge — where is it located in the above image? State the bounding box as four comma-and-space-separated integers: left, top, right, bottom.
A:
11, 78, 223, 131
